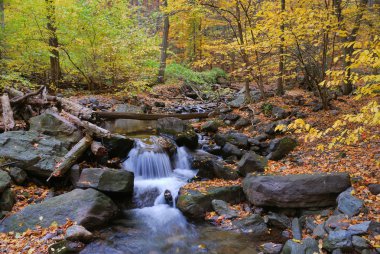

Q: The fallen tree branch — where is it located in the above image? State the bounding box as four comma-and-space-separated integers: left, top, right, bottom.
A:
11, 86, 45, 104
1, 93, 15, 131
94, 111, 212, 120
62, 111, 111, 138
57, 97, 93, 120
91, 141, 108, 157
47, 135, 93, 181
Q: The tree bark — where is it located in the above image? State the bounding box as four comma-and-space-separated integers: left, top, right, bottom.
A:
56, 97, 93, 120
1, 94, 15, 131
277, 0, 285, 96
46, 0, 61, 88
48, 135, 93, 180
91, 141, 108, 157
157, 0, 169, 83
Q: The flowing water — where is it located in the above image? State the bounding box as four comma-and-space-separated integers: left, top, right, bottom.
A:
81, 132, 260, 254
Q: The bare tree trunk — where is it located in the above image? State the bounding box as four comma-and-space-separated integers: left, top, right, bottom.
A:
1, 94, 15, 131
277, 0, 285, 95
46, 0, 61, 88
157, 0, 169, 84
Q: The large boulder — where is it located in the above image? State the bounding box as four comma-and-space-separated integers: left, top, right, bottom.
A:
157, 117, 198, 150
237, 152, 268, 176
267, 137, 297, 161
0, 188, 118, 232
215, 132, 249, 149
201, 121, 219, 133
222, 143, 244, 159
232, 214, 268, 235
0, 188, 15, 211
243, 173, 351, 208
229, 90, 262, 108
29, 112, 82, 147
192, 151, 239, 180
0, 131, 68, 177
177, 185, 245, 219
211, 199, 238, 219
76, 168, 134, 194
102, 134, 134, 159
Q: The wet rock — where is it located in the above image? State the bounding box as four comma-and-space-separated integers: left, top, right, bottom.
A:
368, 184, 380, 195
263, 242, 283, 254
77, 168, 134, 194
313, 223, 327, 239
323, 230, 353, 251
352, 236, 369, 250
211, 199, 238, 219
65, 225, 93, 243
102, 134, 134, 159
235, 118, 251, 129
203, 144, 222, 156
0, 188, 15, 211
177, 185, 245, 219
337, 188, 364, 217
237, 152, 268, 176
291, 218, 302, 240
232, 214, 268, 235
282, 237, 319, 254
267, 137, 297, 161
266, 212, 291, 230
201, 121, 219, 133
222, 143, 244, 159
48, 240, 85, 254
0, 131, 68, 177
243, 173, 351, 208
29, 112, 82, 147
0, 188, 118, 232
154, 136, 177, 156
9, 167, 27, 185
215, 132, 249, 148
164, 190, 174, 207
0, 170, 11, 193
157, 117, 198, 150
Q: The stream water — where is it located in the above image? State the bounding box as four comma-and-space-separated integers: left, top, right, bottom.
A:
81, 120, 260, 254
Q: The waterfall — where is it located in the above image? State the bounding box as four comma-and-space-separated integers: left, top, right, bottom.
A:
174, 146, 190, 169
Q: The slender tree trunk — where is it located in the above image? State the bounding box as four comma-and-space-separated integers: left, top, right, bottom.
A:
277, 0, 285, 95
342, 0, 368, 95
0, 0, 4, 30
157, 0, 169, 84
46, 0, 61, 88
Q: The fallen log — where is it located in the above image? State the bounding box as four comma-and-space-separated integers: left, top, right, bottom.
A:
91, 141, 108, 157
48, 135, 93, 180
57, 97, 93, 120
1, 94, 15, 131
11, 86, 45, 104
62, 111, 111, 138
94, 111, 211, 120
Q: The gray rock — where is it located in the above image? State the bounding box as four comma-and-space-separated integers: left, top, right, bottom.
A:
229, 90, 262, 108
215, 132, 249, 148
201, 121, 219, 133
271, 106, 289, 120
368, 184, 380, 195
267, 137, 297, 161
211, 199, 238, 219
0, 170, 11, 193
348, 221, 380, 235
9, 167, 27, 185
325, 214, 348, 232
237, 152, 268, 176
194, 155, 239, 180
323, 230, 353, 251
291, 218, 302, 240
29, 112, 82, 147
232, 214, 268, 235
282, 237, 319, 254
0, 131, 68, 177
243, 173, 351, 208
0, 188, 15, 211
352, 236, 369, 250
102, 134, 134, 159
157, 117, 198, 150
313, 223, 327, 239
77, 168, 134, 194
267, 212, 291, 229
222, 143, 244, 159
0, 188, 118, 232
337, 188, 364, 217
48, 240, 85, 254
263, 243, 283, 254
65, 225, 93, 243
177, 185, 245, 219
222, 113, 240, 121
235, 118, 251, 129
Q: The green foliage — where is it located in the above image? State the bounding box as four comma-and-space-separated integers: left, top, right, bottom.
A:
261, 102, 273, 117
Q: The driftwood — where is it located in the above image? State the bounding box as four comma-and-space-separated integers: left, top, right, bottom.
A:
1, 94, 15, 131
48, 135, 93, 180
57, 97, 93, 120
62, 111, 111, 138
94, 111, 211, 120
91, 141, 108, 157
